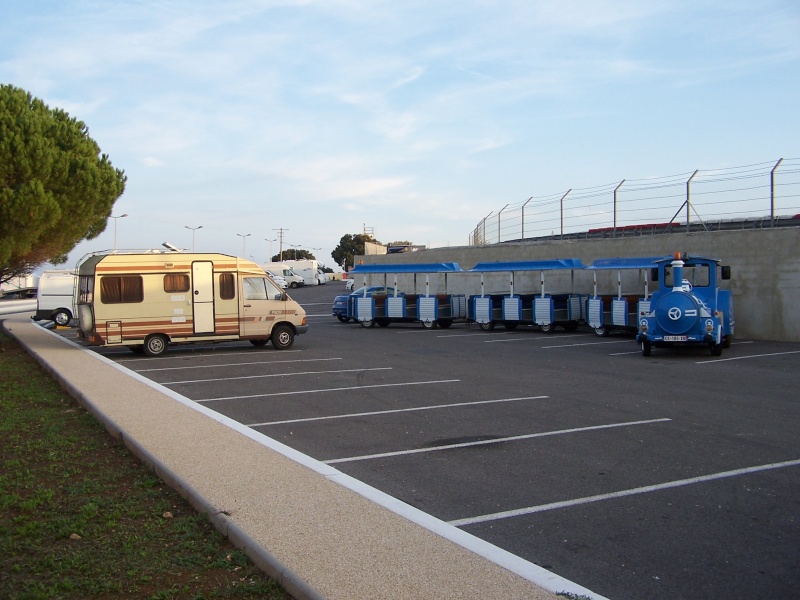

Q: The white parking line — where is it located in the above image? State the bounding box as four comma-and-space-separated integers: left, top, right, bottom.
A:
324, 418, 671, 464
247, 395, 550, 427
541, 339, 632, 349
116, 349, 303, 363
695, 350, 800, 364
483, 334, 587, 344
138, 357, 343, 372
448, 458, 800, 527
436, 332, 513, 338
196, 379, 460, 402
163, 367, 391, 385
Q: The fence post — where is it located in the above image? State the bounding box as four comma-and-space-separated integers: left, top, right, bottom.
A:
497, 204, 509, 244
613, 179, 625, 237
521, 197, 532, 240
686, 170, 699, 232
559, 189, 571, 238
771, 158, 784, 227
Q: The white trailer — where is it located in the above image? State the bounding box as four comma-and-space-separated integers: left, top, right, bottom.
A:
285, 259, 326, 285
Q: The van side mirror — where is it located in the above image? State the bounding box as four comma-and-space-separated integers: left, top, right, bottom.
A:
281, 291, 288, 301
721, 266, 731, 280
651, 267, 659, 282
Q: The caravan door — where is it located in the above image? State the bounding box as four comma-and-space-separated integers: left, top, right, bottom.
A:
191, 261, 215, 334
240, 276, 284, 337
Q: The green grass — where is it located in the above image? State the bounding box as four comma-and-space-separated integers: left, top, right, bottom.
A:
0, 330, 291, 599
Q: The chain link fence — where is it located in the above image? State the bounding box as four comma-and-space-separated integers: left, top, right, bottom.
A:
470, 158, 800, 245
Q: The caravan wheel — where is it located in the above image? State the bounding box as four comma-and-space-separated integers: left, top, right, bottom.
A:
143, 334, 169, 357
271, 324, 295, 350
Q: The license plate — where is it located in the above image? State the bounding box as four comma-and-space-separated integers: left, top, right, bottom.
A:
663, 335, 688, 341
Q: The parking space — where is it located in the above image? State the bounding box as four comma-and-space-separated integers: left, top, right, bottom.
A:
61, 283, 800, 600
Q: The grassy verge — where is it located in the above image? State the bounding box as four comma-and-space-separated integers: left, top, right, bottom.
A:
0, 330, 291, 600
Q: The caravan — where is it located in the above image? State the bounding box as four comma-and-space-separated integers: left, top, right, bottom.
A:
76, 251, 308, 356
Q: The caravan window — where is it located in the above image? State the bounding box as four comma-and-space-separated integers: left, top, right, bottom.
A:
100, 276, 144, 304
243, 277, 268, 300
219, 273, 235, 299
164, 273, 190, 293
78, 276, 94, 303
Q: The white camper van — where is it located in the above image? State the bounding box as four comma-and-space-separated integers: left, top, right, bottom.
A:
76, 251, 308, 356
34, 270, 77, 325
261, 262, 305, 288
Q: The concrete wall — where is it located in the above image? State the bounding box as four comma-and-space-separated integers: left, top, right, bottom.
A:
353, 227, 800, 342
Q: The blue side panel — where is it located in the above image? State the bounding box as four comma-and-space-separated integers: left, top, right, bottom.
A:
503, 296, 522, 321
417, 296, 438, 324
452, 295, 467, 319
354, 296, 374, 322
350, 262, 462, 274
611, 298, 629, 327
587, 297, 604, 328
386, 296, 405, 318
471, 296, 492, 324
533, 296, 554, 325
568, 294, 584, 321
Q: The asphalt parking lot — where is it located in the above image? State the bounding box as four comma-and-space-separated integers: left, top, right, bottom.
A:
59, 282, 800, 600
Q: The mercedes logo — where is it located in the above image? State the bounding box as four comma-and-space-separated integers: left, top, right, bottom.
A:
668, 307, 682, 320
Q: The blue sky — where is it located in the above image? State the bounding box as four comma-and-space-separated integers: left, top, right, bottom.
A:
2, 0, 798, 270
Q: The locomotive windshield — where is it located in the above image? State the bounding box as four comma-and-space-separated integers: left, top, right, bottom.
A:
664, 264, 710, 287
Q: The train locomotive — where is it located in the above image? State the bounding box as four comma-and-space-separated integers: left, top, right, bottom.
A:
636, 252, 734, 356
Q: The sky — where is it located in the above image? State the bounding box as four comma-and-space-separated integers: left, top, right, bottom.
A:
2, 0, 799, 271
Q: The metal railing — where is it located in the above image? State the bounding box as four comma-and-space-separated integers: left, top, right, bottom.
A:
470, 158, 800, 245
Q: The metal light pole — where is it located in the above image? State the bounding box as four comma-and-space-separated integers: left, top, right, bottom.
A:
237, 233, 251, 257
185, 225, 203, 252
111, 213, 128, 251
265, 238, 276, 261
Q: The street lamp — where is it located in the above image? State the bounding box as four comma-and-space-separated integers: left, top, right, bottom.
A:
265, 238, 276, 261
237, 233, 251, 256
185, 225, 203, 252
110, 213, 128, 251
290, 244, 302, 260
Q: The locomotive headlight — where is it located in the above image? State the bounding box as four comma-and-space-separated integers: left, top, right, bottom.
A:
704, 319, 714, 333
639, 318, 648, 333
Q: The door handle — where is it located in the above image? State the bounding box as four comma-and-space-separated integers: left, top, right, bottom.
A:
243, 304, 252, 307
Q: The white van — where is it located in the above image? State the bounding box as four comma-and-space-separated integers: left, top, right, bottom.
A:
262, 262, 305, 288
76, 251, 308, 356
34, 270, 77, 325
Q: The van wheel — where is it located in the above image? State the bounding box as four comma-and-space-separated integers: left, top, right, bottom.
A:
143, 334, 169, 357
271, 324, 295, 350
250, 339, 268, 347
290, 281, 299, 288
52, 309, 72, 326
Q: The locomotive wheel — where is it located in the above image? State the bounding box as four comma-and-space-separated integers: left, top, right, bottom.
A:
641, 340, 652, 356
360, 319, 375, 328
594, 326, 609, 337
722, 335, 732, 348
504, 322, 518, 331
437, 319, 453, 329
710, 343, 723, 357
336, 315, 350, 323
539, 323, 555, 334
479, 322, 495, 331
421, 320, 437, 329
377, 319, 390, 327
